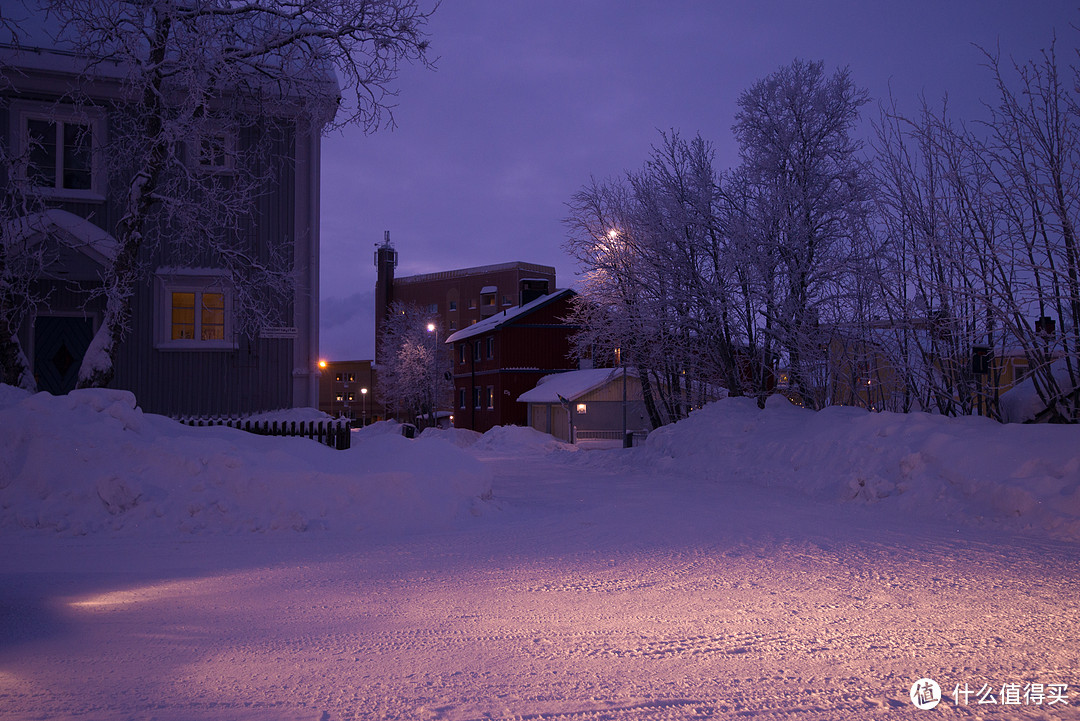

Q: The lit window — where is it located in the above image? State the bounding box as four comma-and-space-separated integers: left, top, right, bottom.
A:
155, 271, 235, 350
335, 392, 344, 402
486, 386, 494, 409
170, 291, 224, 341
345, 373, 355, 382
576, 403, 587, 414
459, 343, 466, 364
346, 392, 355, 401
335, 372, 344, 382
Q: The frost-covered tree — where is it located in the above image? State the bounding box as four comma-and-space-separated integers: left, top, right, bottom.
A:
376, 301, 449, 428
732, 59, 873, 409
9, 0, 435, 389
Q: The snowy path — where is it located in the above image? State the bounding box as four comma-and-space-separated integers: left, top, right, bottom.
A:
2, 447, 1079, 720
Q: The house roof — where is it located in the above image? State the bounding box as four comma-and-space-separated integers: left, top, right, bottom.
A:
517, 367, 634, 404
444, 288, 575, 344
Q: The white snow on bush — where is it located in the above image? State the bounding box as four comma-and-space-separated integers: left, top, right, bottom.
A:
645, 396, 1080, 540
0, 387, 492, 535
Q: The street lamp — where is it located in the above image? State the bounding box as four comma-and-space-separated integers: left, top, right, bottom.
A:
360, 387, 368, 427
426, 322, 438, 428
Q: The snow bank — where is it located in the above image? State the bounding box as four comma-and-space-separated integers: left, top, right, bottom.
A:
0, 387, 492, 536
645, 396, 1080, 540
472, 424, 578, 454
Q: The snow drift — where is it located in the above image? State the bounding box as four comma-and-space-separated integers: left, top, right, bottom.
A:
646, 395, 1080, 540
0, 386, 492, 535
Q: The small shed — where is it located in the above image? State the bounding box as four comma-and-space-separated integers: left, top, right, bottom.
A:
517, 367, 650, 447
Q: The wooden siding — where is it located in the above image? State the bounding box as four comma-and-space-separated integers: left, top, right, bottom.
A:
5, 100, 303, 416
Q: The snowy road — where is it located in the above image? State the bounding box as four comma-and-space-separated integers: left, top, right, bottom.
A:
2, 447, 1079, 720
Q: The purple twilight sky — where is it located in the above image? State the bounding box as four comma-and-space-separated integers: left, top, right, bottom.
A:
318, 1, 1079, 361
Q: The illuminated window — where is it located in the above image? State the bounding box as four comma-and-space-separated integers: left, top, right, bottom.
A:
576, 403, 587, 414
155, 271, 235, 350
170, 291, 224, 341
486, 386, 494, 409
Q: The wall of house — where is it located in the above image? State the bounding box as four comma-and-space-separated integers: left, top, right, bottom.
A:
4, 84, 312, 417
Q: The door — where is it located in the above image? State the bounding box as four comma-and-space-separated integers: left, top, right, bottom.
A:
34, 316, 94, 395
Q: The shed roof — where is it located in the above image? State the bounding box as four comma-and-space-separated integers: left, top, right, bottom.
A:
517, 367, 635, 404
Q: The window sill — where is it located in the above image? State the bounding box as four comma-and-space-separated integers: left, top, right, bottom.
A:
155, 340, 238, 352
27, 187, 106, 203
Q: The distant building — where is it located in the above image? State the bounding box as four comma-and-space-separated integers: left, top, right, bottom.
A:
374, 234, 556, 345
445, 289, 578, 433
317, 360, 382, 424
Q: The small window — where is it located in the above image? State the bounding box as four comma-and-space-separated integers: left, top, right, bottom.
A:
576, 403, 587, 414
335, 392, 344, 402
473, 340, 481, 362
458, 388, 466, 409
459, 343, 466, 364
449, 300, 457, 311
196, 132, 234, 171
428, 303, 438, 313
170, 291, 224, 341
469, 299, 476, 309
486, 386, 495, 409
449, 321, 456, 331
155, 270, 235, 350
345, 373, 355, 382
486, 336, 494, 360
502, 294, 512, 306
346, 392, 355, 401
473, 387, 481, 409
334, 372, 344, 382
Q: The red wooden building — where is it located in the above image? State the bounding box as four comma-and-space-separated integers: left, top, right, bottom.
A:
445, 289, 578, 432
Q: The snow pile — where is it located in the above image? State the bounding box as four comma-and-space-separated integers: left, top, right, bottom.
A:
645, 396, 1080, 539
0, 387, 492, 536
242, 406, 333, 424
999, 357, 1078, 423
471, 424, 578, 454
420, 425, 483, 448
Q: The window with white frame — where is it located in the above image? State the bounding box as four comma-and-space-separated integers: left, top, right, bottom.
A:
13, 102, 105, 199
194, 131, 235, 172
486, 386, 494, 409
155, 271, 236, 350
472, 387, 481, 409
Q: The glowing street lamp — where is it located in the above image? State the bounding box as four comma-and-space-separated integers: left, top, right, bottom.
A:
427, 322, 438, 428
360, 387, 368, 427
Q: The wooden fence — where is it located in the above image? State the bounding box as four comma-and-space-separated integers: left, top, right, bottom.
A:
177, 417, 352, 450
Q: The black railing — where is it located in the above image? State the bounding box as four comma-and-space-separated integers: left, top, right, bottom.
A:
176, 417, 352, 450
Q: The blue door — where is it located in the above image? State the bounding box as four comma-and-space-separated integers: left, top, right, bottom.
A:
34, 316, 94, 395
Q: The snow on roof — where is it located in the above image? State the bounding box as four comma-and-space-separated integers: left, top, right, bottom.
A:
480, 286, 497, 294
517, 367, 632, 404
5, 209, 118, 265
444, 289, 574, 344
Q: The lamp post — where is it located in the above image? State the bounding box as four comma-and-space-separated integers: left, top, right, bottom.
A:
360, 387, 368, 427
427, 322, 438, 429
318, 359, 328, 416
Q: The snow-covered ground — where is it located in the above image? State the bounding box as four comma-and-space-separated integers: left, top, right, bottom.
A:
2, 386, 1079, 720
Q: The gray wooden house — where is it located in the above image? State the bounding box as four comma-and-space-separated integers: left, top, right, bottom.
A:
0, 39, 329, 416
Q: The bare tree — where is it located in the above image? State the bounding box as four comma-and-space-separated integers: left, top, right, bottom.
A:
376, 301, 449, 428
10, 0, 435, 388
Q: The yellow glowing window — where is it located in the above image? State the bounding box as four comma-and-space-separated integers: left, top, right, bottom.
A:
201, 292, 224, 340
171, 292, 195, 339
171, 290, 225, 341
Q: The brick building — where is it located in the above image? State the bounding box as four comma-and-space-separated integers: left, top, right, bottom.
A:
317, 359, 382, 424
445, 289, 578, 432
